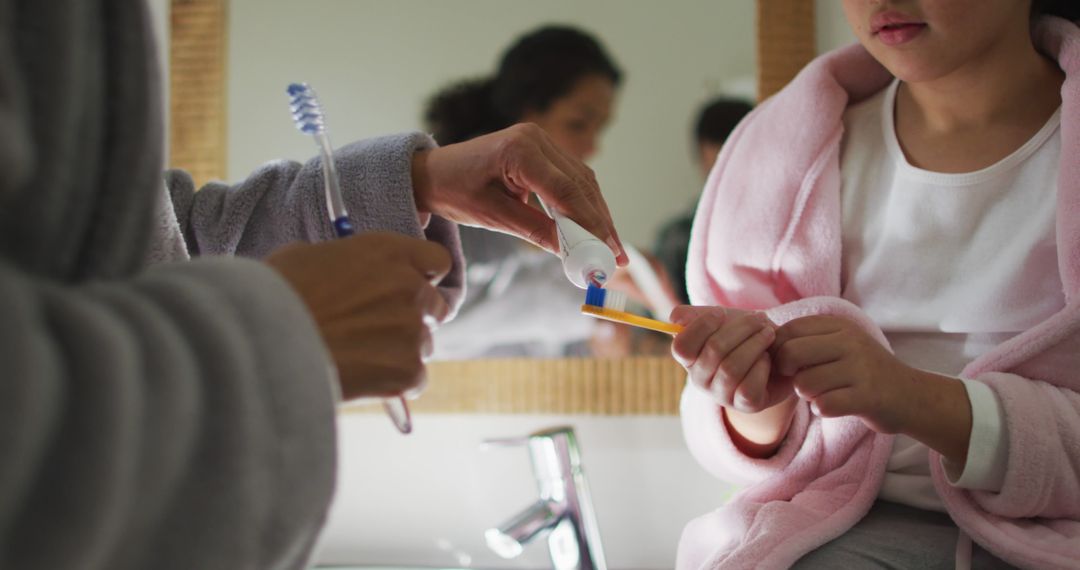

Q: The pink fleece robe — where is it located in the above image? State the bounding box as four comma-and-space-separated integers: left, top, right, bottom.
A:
678, 17, 1080, 570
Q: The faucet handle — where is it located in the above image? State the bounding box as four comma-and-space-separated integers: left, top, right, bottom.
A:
480, 436, 530, 450
480, 426, 576, 450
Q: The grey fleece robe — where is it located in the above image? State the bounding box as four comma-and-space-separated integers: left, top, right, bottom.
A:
0, 1, 464, 569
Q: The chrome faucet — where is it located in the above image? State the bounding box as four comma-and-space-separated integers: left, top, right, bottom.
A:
483, 426, 607, 570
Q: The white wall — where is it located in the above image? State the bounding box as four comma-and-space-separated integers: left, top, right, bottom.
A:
226, 0, 757, 247
817, 1, 858, 54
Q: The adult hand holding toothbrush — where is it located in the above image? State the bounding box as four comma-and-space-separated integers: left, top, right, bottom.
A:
268, 232, 452, 400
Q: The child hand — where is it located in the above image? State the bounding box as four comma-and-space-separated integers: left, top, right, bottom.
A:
772, 315, 918, 434
670, 305, 783, 413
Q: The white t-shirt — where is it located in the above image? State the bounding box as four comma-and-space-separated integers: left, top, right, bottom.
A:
839, 78, 1063, 512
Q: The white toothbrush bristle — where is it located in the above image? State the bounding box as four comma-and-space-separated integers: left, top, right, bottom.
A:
604, 290, 627, 312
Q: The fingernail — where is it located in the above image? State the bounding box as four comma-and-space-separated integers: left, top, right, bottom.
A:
810, 401, 821, 416
606, 237, 624, 258
734, 395, 753, 413
760, 326, 775, 341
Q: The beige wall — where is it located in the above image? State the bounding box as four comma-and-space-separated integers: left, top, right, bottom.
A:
817, 1, 858, 53
223, 1, 857, 247
225, 0, 757, 247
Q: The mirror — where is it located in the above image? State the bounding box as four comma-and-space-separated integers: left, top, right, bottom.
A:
225, 0, 759, 361
167, 0, 855, 363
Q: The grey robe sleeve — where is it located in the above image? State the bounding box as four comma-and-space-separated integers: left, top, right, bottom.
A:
0, 0, 340, 567
166, 132, 465, 314
0, 256, 338, 570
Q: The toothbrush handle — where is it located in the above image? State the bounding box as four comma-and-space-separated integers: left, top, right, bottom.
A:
384, 397, 413, 434
332, 216, 356, 237
331, 215, 413, 433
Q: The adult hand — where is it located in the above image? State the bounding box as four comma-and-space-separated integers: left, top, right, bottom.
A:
772, 315, 923, 434
412, 123, 628, 266
670, 305, 785, 413
267, 232, 451, 401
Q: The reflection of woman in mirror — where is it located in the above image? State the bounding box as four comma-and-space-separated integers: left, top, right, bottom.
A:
426, 26, 618, 163
424, 25, 641, 359
674, 0, 1080, 568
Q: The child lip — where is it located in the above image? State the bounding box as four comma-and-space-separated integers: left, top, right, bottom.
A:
870, 10, 926, 35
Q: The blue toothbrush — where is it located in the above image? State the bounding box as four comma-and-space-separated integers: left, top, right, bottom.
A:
287, 82, 413, 434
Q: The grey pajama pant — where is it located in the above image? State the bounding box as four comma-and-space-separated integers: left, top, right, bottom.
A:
791, 500, 1017, 569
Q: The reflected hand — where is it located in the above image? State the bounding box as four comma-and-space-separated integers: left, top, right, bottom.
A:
267, 232, 451, 401
412, 123, 627, 265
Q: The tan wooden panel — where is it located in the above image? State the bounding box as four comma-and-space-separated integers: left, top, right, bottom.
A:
169, 0, 227, 186
757, 0, 817, 101
341, 357, 688, 416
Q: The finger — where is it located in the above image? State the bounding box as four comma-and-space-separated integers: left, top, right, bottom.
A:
367, 233, 453, 282
419, 322, 434, 361
733, 355, 771, 412
539, 139, 627, 266
791, 362, 848, 400
670, 311, 727, 368
416, 282, 451, 325
773, 315, 847, 348
521, 133, 622, 261
534, 129, 603, 216
808, 386, 858, 418
693, 316, 771, 403
403, 368, 429, 400
717, 326, 775, 406
670, 304, 726, 326
774, 333, 845, 376
763, 371, 796, 410
336, 352, 424, 399
476, 191, 560, 253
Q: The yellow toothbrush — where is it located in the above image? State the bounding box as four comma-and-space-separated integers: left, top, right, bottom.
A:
580, 285, 684, 335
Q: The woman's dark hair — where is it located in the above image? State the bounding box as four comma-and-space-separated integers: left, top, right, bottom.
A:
694, 98, 753, 148
424, 25, 622, 145
1032, 0, 1080, 21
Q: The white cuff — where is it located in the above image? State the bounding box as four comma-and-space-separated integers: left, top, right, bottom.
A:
942, 378, 1009, 492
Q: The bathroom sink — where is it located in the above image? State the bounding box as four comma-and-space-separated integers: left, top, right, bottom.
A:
315, 414, 737, 569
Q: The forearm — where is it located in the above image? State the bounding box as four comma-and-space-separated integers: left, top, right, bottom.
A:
724, 395, 799, 458
901, 369, 973, 470
167, 133, 436, 258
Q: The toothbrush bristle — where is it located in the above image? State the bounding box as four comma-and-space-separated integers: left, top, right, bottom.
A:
604, 290, 627, 312
286, 82, 325, 134
585, 285, 606, 307
584, 285, 627, 312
